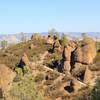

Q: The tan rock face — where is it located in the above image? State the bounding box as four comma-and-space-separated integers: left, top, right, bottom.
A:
63, 61, 71, 72
53, 40, 61, 53
19, 53, 30, 68
62, 45, 75, 72
74, 39, 96, 65
0, 64, 16, 93
62, 45, 72, 61
84, 66, 94, 84
82, 43, 96, 64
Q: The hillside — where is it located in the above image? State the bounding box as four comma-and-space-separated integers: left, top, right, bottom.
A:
0, 33, 100, 100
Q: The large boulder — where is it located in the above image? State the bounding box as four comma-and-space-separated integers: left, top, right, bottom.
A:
0, 64, 16, 95
74, 38, 96, 65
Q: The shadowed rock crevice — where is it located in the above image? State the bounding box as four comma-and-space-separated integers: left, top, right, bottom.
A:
77, 71, 85, 82
0, 88, 3, 99
70, 50, 76, 72
18, 59, 25, 68
64, 81, 74, 93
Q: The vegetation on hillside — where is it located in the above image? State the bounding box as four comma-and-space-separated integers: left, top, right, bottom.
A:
9, 67, 44, 100
0, 32, 100, 100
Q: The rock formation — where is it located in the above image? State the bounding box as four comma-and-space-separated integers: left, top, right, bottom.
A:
61, 37, 97, 94
19, 53, 30, 68
62, 45, 73, 72
71, 38, 96, 82
53, 39, 61, 53
74, 38, 96, 65
46, 35, 54, 45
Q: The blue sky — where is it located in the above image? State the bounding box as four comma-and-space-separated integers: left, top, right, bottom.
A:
0, 0, 100, 34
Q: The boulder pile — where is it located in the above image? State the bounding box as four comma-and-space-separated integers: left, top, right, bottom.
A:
61, 38, 97, 91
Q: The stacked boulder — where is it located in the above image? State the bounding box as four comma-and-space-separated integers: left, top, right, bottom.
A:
62, 41, 77, 72
62, 37, 96, 87
61, 38, 97, 94
72, 38, 96, 86
74, 39, 96, 65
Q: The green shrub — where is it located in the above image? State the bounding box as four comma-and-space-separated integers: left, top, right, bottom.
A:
61, 33, 68, 47
91, 80, 100, 100
0, 40, 8, 49
10, 67, 44, 100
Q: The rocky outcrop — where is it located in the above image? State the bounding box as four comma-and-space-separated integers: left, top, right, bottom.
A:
62, 45, 73, 72
74, 38, 96, 65
61, 37, 97, 94
46, 35, 54, 45
53, 40, 61, 53
31, 33, 41, 40
62, 45, 72, 61
0, 64, 16, 96
19, 53, 30, 68
71, 38, 96, 83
